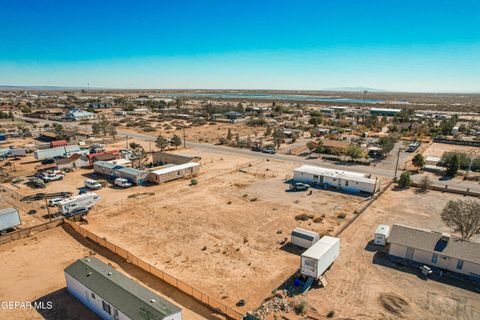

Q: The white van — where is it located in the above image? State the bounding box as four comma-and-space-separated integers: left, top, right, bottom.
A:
84, 179, 102, 190
114, 178, 132, 188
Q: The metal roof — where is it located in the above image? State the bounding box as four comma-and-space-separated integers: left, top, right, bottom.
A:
64, 257, 181, 320
294, 165, 376, 184
0, 208, 21, 231
302, 236, 339, 259
150, 162, 200, 175
94, 161, 123, 170
388, 224, 480, 264
116, 167, 147, 176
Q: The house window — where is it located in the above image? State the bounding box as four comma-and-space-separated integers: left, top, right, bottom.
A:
313, 175, 319, 180
102, 300, 111, 315
431, 254, 438, 264
345, 181, 349, 187
91, 292, 96, 300
457, 259, 464, 270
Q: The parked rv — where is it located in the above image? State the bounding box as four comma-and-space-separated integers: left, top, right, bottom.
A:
114, 178, 132, 188
48, 198, 63, 207
374, 224, 390, 246
0, 208, 21, 235
58, 193, 100, 215
301, 236, 340, 280
84, 179, 102, 190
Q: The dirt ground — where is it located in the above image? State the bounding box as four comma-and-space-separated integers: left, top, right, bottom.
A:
299, 187, 480, 320
0, 226, 222, 320
424, 142, 480, 158
81, 158, 368, 312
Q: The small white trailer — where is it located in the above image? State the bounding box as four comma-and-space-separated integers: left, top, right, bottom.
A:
0, 208, 21, 234
291, 228, 320, 249
374, 224, 390, 246
301, 236, 340, 280
58, 193, 100, 215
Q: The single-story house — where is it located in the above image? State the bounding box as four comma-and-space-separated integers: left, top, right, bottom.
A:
92, 153, 118, 163
106, 158, 132, 167
293, 165, 379, 194
369, 108, 402, 117
152, 152, 200, 166
388, 224, 480, 282
50, 140, 68, 148
322, 140, 351, 154
114, 167, 149, 185
65, 109, 95, 121
64, 257, 182, 320
87, 150, 119, 165
149, 162, 200, 184
55, 153, 90, 170
94, 161, 124, 176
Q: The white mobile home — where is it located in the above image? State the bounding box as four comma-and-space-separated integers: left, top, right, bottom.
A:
114, 167, 149, 185
301, 236, 340, 279
293, 165, 379, 194
388, 224, 480, 282
291, 228, 320, 249
65, 257, 182, 320
374, 224, 390, 246
149, 162, 200, 184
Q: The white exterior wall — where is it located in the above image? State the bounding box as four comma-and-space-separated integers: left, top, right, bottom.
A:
65, 273, 183, 320
149, 166, 199, 184
388, 243, 480, 277
293, 171, 376, 193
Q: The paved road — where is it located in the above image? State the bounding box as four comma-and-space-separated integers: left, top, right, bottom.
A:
17, 115, 480, 192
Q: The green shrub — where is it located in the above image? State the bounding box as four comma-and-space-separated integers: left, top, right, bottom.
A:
190, 178, 198, 185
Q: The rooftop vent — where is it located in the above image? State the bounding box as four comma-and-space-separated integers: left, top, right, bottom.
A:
107, 272, 112, 276
150, 299, 156, 303
86, 272, 92, 277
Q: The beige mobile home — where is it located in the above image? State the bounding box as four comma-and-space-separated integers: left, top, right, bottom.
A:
149, 162, 200, 184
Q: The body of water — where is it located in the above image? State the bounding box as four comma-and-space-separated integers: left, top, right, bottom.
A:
163, 93, 385, 104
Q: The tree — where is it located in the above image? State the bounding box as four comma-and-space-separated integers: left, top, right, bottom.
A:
419, 176, 431, 192
397, 172, 412, 188
306, 141, 318, 152
170, 134, 182, 149
226, 128, 233, 142
446, 154, 459, 176
378, 136, 396, 156
441, 199, 480, 239
92, 115, 116, 141
235, 133, 240, 146
156, 135, 169, 151
345, 144, 365, 161
273, 128, 284, 150
412, 154, 425, 171
265, 125, 272, 137
130, 144, 148, 169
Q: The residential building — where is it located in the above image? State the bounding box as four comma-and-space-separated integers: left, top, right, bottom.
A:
388, 224, 480, 282
149, 162, 200, 184
293, 165, 379, 194
64, 257, 182, 320
65, 109, 95, 121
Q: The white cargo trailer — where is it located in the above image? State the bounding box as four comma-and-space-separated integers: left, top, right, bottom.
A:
0, 208, 21, 234
58, 193, 100, 214
291, 228, 320, 249
301, 236, 340, 279
374, 224, 390, 246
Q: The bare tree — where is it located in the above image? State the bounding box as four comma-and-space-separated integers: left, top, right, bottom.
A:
441, 199, 480, 239
419, 176, 431, 192
92, 114, 116, 141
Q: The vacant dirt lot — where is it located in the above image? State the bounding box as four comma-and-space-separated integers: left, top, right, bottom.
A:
424, 142, 480, 158
82, 158, 369, 312
301, 187, 480, 320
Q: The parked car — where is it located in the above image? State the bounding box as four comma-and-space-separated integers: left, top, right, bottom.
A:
261, 147, 276, 154
42, 173, 64, 182
114, 178, 132, 188
84, 179, 102, 190
289, 182, 310, 191
48, 198, 63, 207
64, 207, 89, 218
251, 146, 262, 152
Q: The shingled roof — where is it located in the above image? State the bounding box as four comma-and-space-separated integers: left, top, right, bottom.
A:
388, 224, 480, 264
64, 257, 181, 320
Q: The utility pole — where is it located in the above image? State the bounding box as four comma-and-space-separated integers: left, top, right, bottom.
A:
125, 135, 129, 149
44, 196, 51, 222
394, 147, 403, 179
183, 127, 186, 148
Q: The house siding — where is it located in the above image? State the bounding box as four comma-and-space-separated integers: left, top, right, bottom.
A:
293, 171, 376, 193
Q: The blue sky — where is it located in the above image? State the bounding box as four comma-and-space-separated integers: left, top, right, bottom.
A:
0, 0, 479, 92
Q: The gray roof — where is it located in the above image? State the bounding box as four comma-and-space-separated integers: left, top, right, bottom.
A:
64, 257, 181, 320
388, 224, 480, 264
0, 208, 21, 231
116, 167, 146, 176
94, 161, 123, 170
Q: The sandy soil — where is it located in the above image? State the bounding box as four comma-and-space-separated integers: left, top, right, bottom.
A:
424, 142, 480, 158
0, 226, 222, 320
299, 187, 480, 320
80, 157, 367, 312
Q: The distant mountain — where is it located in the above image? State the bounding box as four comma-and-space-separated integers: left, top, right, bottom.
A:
322, 87, 387, 92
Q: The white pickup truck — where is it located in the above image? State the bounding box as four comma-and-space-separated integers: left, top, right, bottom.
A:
42, 173, 64, 182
